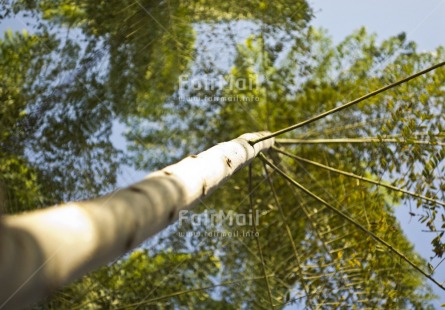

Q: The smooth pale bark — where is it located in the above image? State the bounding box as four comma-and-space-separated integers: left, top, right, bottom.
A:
0, 132, 274, 310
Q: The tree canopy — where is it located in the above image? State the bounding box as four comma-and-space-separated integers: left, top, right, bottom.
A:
1, 0, 445, 309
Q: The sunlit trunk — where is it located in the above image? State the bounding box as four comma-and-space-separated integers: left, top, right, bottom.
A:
0, 132, 274, 310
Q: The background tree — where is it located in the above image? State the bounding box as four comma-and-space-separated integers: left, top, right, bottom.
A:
0, 29, 54, 212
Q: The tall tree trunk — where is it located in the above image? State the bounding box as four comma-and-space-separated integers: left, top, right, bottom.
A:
0, 132, 274, 310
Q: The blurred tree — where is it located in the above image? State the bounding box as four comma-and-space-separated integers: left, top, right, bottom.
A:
1, 0, 312, 203
0, 29, 52, 212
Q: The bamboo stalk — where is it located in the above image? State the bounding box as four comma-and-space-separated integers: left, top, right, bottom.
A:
0, 132, 274, 310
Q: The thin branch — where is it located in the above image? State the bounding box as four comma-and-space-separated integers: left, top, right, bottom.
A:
262, 162, 314, 309
276, 137, 445, 146
297, 117, 386, 139
249, 164, 275, 309
259, 153, 445, 291
273, 147, 445, 207
249, 61, 445, 144
433, 257, 445, 273
118, 274, 275, 308
271, 159, 362, 302
260, 27, 271, 131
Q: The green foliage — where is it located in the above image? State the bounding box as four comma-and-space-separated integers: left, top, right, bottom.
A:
0, 30, 50, 212
35, 249, 223, 309
2, 0, 444, 309
1, 15, 123, 208
144, 27, 443, 307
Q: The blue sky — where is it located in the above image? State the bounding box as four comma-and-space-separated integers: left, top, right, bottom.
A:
310, 0, 445, 51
